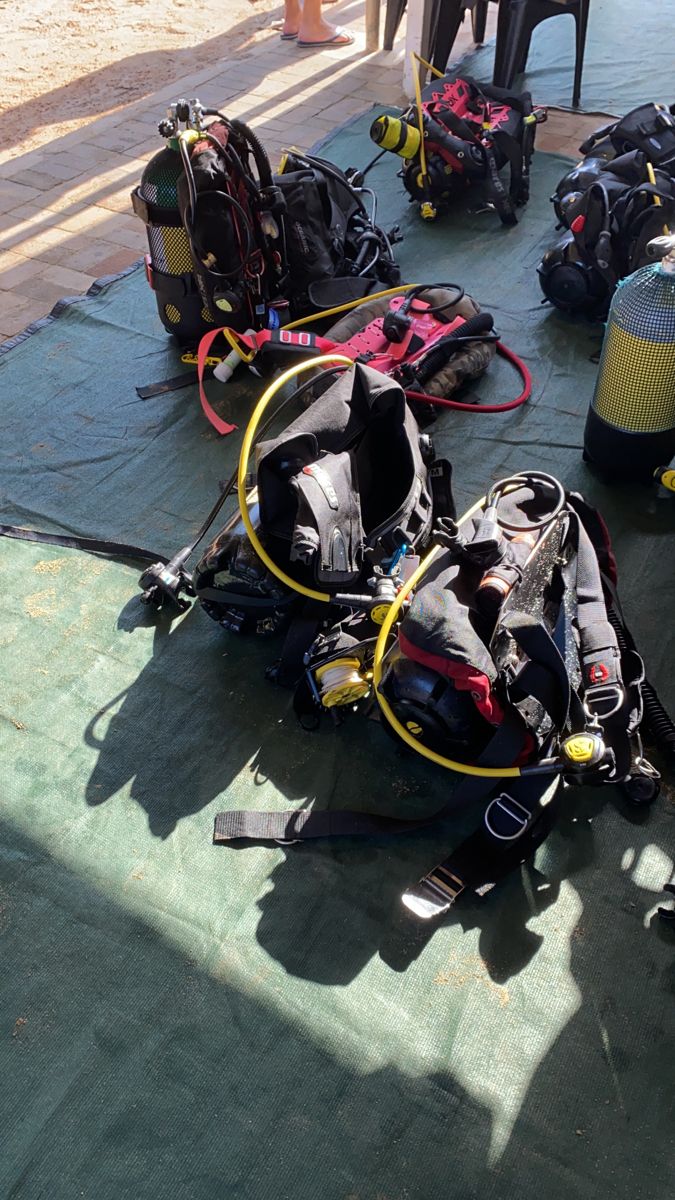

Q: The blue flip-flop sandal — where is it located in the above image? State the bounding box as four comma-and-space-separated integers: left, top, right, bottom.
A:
297, 27, 354, 47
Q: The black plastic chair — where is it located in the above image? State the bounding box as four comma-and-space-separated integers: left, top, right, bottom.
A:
493, 0, 590, 107
383, 0, 490, 58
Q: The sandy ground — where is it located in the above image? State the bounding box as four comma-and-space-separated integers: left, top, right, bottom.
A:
0, 0, 284, 157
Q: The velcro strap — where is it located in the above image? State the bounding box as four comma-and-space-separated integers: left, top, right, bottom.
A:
0, 523, 164, 564
213, 808, 433, 843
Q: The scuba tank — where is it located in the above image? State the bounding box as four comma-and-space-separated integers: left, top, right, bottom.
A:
584, 233, 675, 479
132, 99, 214, 344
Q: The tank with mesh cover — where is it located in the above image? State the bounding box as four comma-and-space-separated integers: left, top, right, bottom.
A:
584, 234, 675, 479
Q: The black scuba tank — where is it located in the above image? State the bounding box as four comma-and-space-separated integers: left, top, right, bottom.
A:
132, 135, 216, 345
131, 98, 232, 345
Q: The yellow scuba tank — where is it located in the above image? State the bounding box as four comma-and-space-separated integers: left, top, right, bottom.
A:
584, 233, 675, 479
369, 114, 421, 160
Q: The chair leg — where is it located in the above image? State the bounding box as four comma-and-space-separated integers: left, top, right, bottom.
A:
493, 0, 515, 87
518, 31, 532, 74
572, 0, 590, 108
497, 0, 531, 90
471, 0, 488, 44
431, 0, 465, 73
383, 0, 407, 52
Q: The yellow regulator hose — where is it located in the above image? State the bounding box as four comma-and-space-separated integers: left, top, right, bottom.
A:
372, 496, 523, 779
281, 283, 421, 331
237, 354, 354, 603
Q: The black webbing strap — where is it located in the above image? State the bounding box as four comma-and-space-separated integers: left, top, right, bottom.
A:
520, 114, 537, 206
130, 188, 184, 228
563, 513, 641, 779
493, 128, 526, 211
274, 607, 324, 689
501, 609, 586, 731
571, 517, 622, 701
401, 771, 561, 918
579, 121, 617, 156
213, 807, 431, 843
482, 137, 517, 226
136, 372, 198, 401
213, 709, 528, 844
0, 524, 165, 565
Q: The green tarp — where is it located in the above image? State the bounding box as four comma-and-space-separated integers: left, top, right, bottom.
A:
455, 0, 672, 115
1, 123, 674, 1200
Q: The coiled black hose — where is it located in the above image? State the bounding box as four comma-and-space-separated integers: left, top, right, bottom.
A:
205, 110, 273, 190
641, 679, 675, 764
607, 605, 675, 764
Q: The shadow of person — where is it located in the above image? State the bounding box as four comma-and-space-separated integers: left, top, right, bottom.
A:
0, 820, 503, 1200
83, 603, 325, 838
379, 861, 564, 982
2, 1, 367, 162
252, 765, 567, 987
487, 800, 675, 1200
83, 586, 674, 997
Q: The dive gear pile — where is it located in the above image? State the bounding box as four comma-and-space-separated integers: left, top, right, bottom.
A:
132, 98, 400, 345
584, 234, 675, 479
370, 67, 543, 225
3, 349, 673, 913
538, 101, 675, 316
4, 81, 673, 933
212, 465, 671, 915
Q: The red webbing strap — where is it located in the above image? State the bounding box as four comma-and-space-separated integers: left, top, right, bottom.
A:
196, 327, 238, 435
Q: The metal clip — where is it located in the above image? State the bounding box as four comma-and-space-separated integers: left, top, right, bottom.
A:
484, 793, 530, 841
584, 682, 624, 720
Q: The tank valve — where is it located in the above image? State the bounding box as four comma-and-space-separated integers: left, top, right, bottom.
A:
647, 232, 675, 270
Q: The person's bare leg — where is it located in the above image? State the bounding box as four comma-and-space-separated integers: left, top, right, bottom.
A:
297, 0, 353, 43
282, 0, 302, 37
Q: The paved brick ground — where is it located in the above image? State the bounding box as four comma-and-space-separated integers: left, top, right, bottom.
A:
0, 1, 603, 341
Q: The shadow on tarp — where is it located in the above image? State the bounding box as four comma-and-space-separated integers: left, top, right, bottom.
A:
253, 772, 675, 988
1, 144, 674, 1193
73, 567, 673, 991
1, 818, 673, 1200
